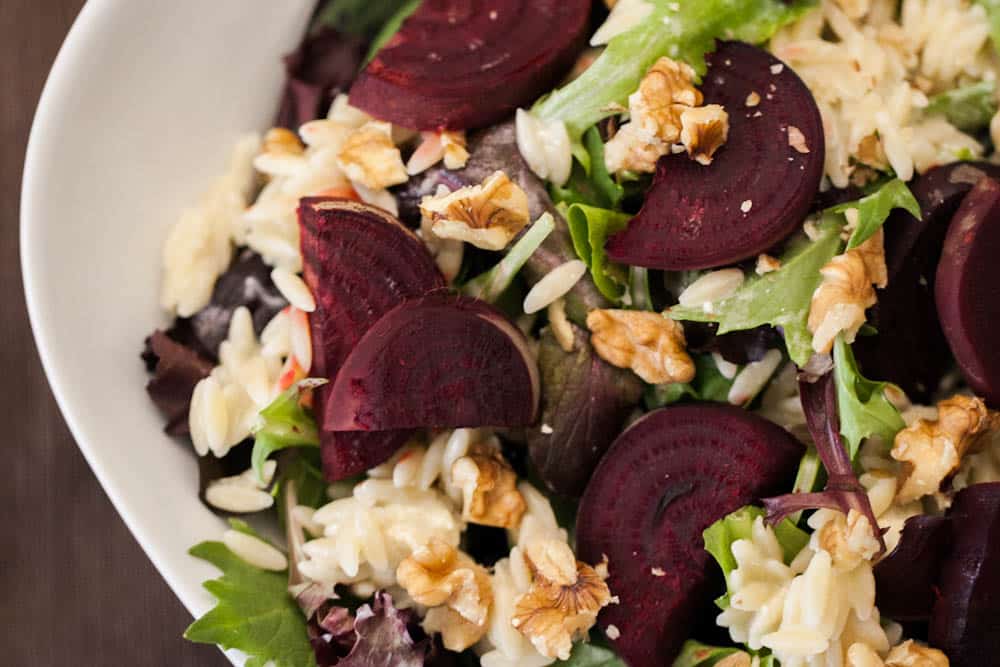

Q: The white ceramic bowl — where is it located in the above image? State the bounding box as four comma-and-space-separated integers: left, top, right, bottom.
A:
21, 1, 316, 663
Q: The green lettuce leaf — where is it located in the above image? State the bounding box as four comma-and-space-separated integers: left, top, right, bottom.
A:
315, 0, 416, 37
673, 641, 741, 667
185, 542, 315, 667
551, 127, 625, 209
566, 205, 631, 301
833, 336, 905, 458
976, 0, 1000, 51
645, 354, 734, 408
926, 80, 998, 132
670, 216, 843, 366
829, 178, 921, 249
364, 0, 422, 61
562, 642, 628, 666
532, 0, 814, 144
464, 213, 556, 302
251, 379, 324, 484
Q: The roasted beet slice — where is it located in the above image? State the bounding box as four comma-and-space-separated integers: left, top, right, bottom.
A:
325, 292, 539, 431
575, 405, 802, 666
935, 178, 1000, 406
929, 483, 1000, 665
348, 0, 590, 130
299, 198, 444, 478
855, 162, 1000, 400
605, 42, 824, 270
874, 515, 951, 622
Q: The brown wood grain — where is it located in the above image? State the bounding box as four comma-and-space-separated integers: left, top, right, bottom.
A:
2, 2, 226, 664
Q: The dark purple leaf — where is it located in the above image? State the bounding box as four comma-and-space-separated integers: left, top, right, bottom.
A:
874, 515, 950, 622
338, 592, 429, 667
277, 27, 367, 129
763, 372, 886, 556
684, 322, 784, 365
142, 330, 213, 436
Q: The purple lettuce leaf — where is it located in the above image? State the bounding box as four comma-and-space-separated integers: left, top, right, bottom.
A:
339, 592, 429, 667
762, 371, 886, 556
142, 330, 213, 436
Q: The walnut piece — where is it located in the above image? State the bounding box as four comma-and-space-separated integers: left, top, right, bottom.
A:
263, 127, 304, 156
511, 539, 613, 660
884, 640, 949, 667
604, 56, 724, 173
680, 105, 729, 166
587, 309, 695, 385
336, 120, 408, 190
451, 449, 526, 528
756, 254, 782, 275
419, 171, 530, 251
814, 509, 879, 569
891, 394, 999, 503
396, 538, 493, 650
807, 230, 888, 353
441, 131, 470, 170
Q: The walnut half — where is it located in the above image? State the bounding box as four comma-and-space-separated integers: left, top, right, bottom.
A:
891, 394, 999, 503
511, 539, 613, 660
680, 104, 729, 166
335, 121, 408, 190
451, 449, 526, 529
587, 309, 695, 385
396, 538, 493, 651
419, 171, 530, 251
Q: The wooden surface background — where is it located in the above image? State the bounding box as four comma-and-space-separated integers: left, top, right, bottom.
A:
2, 2, 226, 664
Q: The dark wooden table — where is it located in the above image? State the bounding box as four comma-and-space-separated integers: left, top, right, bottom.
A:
2, 2, 226, 664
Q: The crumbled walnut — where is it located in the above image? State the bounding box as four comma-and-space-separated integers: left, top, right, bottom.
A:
680, 105, 729, 166
512, 540, 613, 660
716, 653, 753, 667
441, 131, 470, 169
603, 126, 669, 173
756, 254, 782, 275
788, 125, 810, 154
419, 171, 530, 251
814, 509, 879, 569
587, 310, 695, 385
396, 539, 492, 650
891, 395, 999, 503
451, 449, 526, 528
807, 242, 883, 353
263, 127, 304, 156
884, 640, 949, 667
422, 605, 487, 652
854, 228, 888, 288
336, 121, 408, 190
856, 133, 889, 171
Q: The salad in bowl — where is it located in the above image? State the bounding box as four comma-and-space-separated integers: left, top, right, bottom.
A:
142, 1, 1000, 665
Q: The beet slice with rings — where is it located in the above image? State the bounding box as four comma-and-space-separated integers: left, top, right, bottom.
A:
325, 292, 540, 431
348, 0, 590, 130
935, 177, 1000, 406
929, 483, 1000, 666
298, 198, 444, 479
575, 405, 802, 667
854, 162, 1000, 400
874, 515, 951, 623
605, 41, 824, 270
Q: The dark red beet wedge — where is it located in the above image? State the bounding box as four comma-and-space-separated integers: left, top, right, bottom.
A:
855, 162, 1000, 400
325, 292, 539, 431
874, 515, 950, 622
935, 178, 1000, 406
929, 483, 1000, 665
575, 405, 802, 666
348, 0, 590, 130
299, 198, 444, 479
605, 41, 824, 270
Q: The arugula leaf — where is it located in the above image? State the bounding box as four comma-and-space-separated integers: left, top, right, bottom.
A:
704, 506, 809, 609
829, 178, 921, 249
315, 0, 416, 38
463, 213, 556, 302
926, 80, 998, 132
976, 0, 1000, 51
566, 205, 631, 301
833, 336, 905, 458
251, 379, 325, 485
551, 127, 625, 209
645, 354, 735, 408
670, 216, 843, 366
364, 0, 422, 62
185, 542, 315, 667
673, 641, 741, 667
562, 642, 627, 666
532, 0, 814, 145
